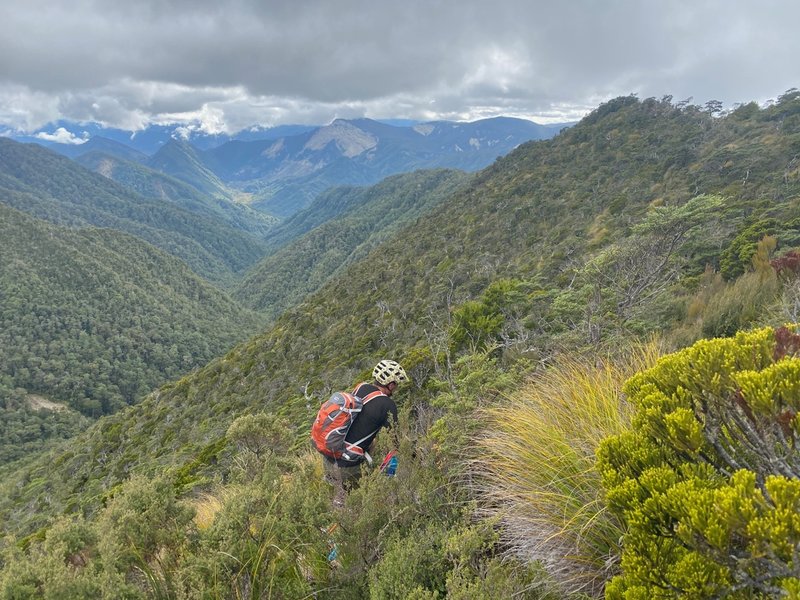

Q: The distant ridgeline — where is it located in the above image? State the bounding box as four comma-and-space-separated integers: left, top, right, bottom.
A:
34, 116, 567, 218
233, 168, 473, 318
2, 92, 800, 597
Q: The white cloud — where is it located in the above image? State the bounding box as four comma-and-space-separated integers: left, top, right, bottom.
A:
34, 127, 88, 144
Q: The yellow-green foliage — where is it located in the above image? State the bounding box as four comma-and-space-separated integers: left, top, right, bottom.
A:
598, 326, 800, 598
478, 342, 661, 597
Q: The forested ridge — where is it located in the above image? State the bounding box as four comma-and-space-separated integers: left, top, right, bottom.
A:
146, 139, 239, 203
234, 169, 471, 317
0, 138, 269, 286
3, 92, 800, 598
196, 116, 559, 218
75, 150, 278, 238
0, 158, 470, 473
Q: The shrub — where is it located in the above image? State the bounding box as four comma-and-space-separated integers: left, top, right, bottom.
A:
177, 454, 331, 599
598, 326, 800, 598
449, 279, 526, 353
95, 474, 195, 598
674, 236, 781, 342
226, 413, 295, 478
719, 218, 779, 281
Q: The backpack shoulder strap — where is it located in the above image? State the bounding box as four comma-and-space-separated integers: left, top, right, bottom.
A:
361, 389, 385, 405
353, 382, 388, 404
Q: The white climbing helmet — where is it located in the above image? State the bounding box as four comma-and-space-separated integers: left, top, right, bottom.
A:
372, 360, 408, 386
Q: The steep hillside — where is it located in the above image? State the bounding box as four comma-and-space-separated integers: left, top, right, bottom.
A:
75, 150, 278, 238
259, 168, 471, 251
146, 139, 237, 201
0, 204, 265, 424
0, 138, 269, 286
3, 94, 800, 596
234, 169, 471, 317
0, 392, 89, 472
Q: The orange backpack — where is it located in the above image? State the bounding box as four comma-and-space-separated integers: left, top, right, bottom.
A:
311, 387, 383, 461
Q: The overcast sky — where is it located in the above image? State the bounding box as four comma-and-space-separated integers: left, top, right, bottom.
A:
1, 0, 799, 137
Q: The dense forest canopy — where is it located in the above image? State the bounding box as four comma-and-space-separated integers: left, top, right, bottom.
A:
234, 169, 471, 317
0, 138, 270, 287
75, 150, 279, 239
0, 203, 267, 466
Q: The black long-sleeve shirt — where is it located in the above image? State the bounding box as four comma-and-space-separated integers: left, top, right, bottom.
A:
343, 382, 397, 457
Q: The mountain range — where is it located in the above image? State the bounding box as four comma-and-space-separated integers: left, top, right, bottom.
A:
233, 168, 472, 318
7, 116, 570, 218
0, 138, 271, 286
4, 121, 317, 154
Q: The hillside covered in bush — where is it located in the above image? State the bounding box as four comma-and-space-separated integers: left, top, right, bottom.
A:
0, 204, 266, 465
75, 149, 278, 239
3, 91, 800, 598
234, 169, 471, 317
0, 138, 270, 287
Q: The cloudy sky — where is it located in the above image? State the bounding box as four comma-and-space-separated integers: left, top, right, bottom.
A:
1, 0, 799, 136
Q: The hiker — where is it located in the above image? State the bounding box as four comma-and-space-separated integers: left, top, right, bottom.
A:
312, 359, 408, 506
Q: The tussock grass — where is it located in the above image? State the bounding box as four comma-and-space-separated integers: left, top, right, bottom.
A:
476, 342, 661, 597
191, 489, 231, 531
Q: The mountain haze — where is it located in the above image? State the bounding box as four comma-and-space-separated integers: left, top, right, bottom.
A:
56, 136, 148, 163
201, 116, 563, 217
10, 117, 566, 220
21, 121, 319, 155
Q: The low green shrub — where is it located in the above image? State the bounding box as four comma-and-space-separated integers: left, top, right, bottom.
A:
598, 326, 800, 598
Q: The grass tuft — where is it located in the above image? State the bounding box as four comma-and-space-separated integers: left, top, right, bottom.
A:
191, 491, 227, 531
476, 341, 661, 597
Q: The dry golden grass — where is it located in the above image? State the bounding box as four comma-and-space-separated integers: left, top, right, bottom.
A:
192, 492, 225, 531
477, 341, 661, 597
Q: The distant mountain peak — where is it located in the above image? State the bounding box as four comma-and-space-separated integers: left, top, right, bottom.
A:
304, 119, 378, 158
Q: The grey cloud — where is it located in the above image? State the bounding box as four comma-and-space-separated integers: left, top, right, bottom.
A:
0, 0, 799, 132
